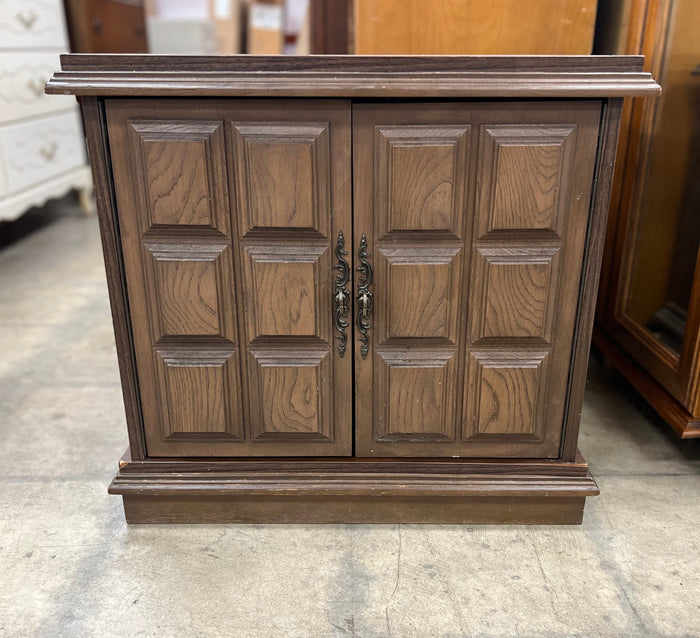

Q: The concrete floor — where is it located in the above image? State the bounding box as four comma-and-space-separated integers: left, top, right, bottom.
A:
1, 202, 699, 638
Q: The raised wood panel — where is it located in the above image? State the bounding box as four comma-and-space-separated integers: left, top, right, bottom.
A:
381, 245, 461, 340
377, 351, 457, 442
232, 122, 330, 237
156, 346, 244, 441
107, 99, 352, 457
243, 244, 328, 340
248, 349, 332, 441
128, 121, 228, 232
144, 241, 234, 339
465, 351, 547, 439
144, 140, 210, 226
477, 124, 575, 236
472, 246, 560, 341
376, 125, 470, 238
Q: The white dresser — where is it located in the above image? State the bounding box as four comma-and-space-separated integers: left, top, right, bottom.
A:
0, 0, 92, 222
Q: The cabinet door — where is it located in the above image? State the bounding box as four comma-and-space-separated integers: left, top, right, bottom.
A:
107, 99, 352, 456
353, 101, 600, 457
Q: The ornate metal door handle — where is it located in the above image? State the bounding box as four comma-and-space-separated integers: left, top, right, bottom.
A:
356, 233, 373, 358
333, 230, 350, 356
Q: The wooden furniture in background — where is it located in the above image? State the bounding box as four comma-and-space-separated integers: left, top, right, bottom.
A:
209, 0, 242, 54
63, 0, 148, 53
353, 0, 598, 54
46, 54, 658, 524
594, 0, 700, 438
247, 1, 284, 54
0, 0, 91, 222
309, 0, 349, 53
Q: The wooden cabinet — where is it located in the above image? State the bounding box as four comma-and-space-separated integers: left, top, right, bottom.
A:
46, 55, 658, 524
594, 0, 700, 438
64, 0, 148, 53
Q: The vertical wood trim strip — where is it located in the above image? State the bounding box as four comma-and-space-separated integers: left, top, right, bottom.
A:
561, 97, 624, 461
79, 96, 147, 460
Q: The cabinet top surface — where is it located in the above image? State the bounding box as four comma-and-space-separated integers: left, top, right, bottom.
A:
46, 54, 660, 98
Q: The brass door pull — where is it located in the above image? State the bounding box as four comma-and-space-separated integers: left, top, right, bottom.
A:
333, 230, 350, 356
356, 233, 373, 358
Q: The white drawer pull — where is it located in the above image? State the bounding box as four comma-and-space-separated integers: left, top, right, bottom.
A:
39, 141, 58, 161
16, 10, 39, 30
26, 78, 45, 97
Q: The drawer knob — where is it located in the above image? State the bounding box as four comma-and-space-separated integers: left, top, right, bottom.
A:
356, 233, 373, 359
16, 9, 38, 30
26, 78, 45, 97
39, 142, 58, 161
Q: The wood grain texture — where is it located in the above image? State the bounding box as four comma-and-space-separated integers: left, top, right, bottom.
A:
378, 125, 470, 237
355, 103, 471, 456
243, 246, 323, 338
70, 57, 644, 524
355, 101, 601, 458
120, 494, 588, 524
79, 96, 146, 460
595, 0, 700, 430
145, 242, 231, 338
46, 54, 660, 98
466, 351, 548, 438
157, 349, 243, 440
232, 122, 329, 236
466, 103, 600, 458
248, 348, 332, 441
478, 124, 576, 235
106, 98, 352, 456
129, 121, 228, 232
110, 450, 599, 523
382, 246, 461, 340
378, 351, 457, 442
560, 98, 628, 460
593, 328, 700, 438
354, 0, 598, 55
474, 246, 559, 341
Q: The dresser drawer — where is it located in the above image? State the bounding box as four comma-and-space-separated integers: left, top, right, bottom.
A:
0, 110, 86, 193
0, 0, 68, 50
0, 53, 75, 124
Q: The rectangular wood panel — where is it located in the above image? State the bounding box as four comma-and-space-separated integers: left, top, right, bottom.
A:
156, 346, 244, 441
354, 101, 601, 457
478, 124, 576, 235
144, 241, 234, 339
231, 122, 330, 237
129, 121, 230, 233
465, 350, 548, 439
107, 99, 352, 456
471, 245, 560, 341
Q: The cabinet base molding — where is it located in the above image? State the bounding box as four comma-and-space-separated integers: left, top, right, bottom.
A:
593, 329, 700, 439
109, 452, 599, 524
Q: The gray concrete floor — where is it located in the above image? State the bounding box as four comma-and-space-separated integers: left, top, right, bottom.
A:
1, 202, 699, 638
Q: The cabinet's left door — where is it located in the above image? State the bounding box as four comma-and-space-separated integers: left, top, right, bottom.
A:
106, 99, 352, 456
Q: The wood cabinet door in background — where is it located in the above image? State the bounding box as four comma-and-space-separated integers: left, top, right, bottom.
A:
106, 99, 352, 456
353, 101, 601, 457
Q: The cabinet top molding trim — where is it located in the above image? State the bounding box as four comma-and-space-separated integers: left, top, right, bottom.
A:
46, 55, 660, 98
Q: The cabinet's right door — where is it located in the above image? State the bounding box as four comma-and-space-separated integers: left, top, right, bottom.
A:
353, 101, 601, 457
